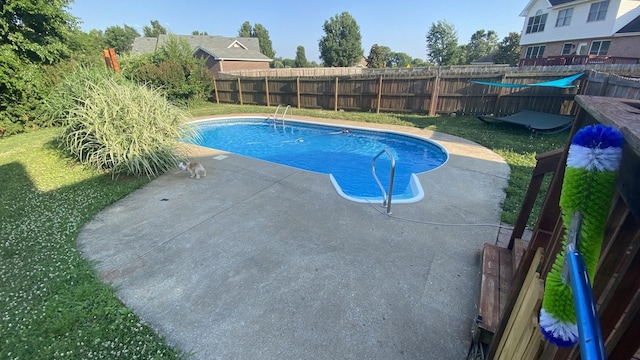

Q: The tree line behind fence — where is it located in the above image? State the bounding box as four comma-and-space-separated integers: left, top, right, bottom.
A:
211, 66, 640, 116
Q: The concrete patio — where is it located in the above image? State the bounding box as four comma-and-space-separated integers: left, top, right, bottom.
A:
77, 118, 509, 359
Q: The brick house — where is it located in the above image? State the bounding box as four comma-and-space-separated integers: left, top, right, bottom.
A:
131, 35, 272, 74
518, 0, 640, 66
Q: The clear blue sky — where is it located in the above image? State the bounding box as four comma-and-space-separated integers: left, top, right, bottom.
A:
68, 0, 527, 62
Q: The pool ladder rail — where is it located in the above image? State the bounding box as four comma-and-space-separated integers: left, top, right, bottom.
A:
270, 105, 290, 129
371, 148, 396, 215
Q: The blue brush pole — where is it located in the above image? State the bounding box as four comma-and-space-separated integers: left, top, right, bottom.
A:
564, 211, 606, 360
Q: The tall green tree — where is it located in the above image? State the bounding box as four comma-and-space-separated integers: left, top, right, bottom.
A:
237, 22, 275, 58
104, 24, 140, 54
0, 0, 79, 135
294, 46, 308, 68
271, 59, 284, 68
425, 20, 460, 66
282, 58, 295, 68
387, 52, 413, 68
85, 29, 108, 50
1, 0, 78, 64
192, 30, 209, 35
318, 12, 363, 67
466, 29, 499, 64
454, 44, 468, 65
66, 29, 107, 64
238, 21, 252, 37
493, 32, 521, 66
253, 23, 275, 58
366, 44, 386, 68
377, 45, 393, 67
143, 20, 167, 37
411, 58, 429, 67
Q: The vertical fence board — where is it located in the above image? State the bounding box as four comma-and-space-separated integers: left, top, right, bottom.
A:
429, 72, 440, 116
213, 78, 219, 104
376, 76, 383, 113
265, 77, 270, 107
296, 77, 301, 109
334, 77, 338, 111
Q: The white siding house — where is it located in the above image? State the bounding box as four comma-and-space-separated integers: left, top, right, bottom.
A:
518, 0, 640, 65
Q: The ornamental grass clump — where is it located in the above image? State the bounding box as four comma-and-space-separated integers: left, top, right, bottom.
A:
47, 68, 200, 178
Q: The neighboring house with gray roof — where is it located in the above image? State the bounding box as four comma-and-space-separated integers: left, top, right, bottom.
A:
131, 35, 272, 74
518, 0, 640, 66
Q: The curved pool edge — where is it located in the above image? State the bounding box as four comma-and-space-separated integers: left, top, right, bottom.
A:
189, 116, 448, 203
187, 114, 509, 204
190, 116, 450, 170
329, 173, 425, 204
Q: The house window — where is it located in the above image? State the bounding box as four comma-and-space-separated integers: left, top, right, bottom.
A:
562, 43, 574, 55
526, 10, 548, 33
525, 45, 546, 58
556, 8, 573, 27
588, 0, 609, 22
577, 43, 588, 55
589, 40, 610, 55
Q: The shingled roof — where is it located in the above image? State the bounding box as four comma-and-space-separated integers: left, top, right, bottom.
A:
520, 0, 578, 16
617, 14, 640, 33
548, 0, 577, 6
131, 35, 272, 61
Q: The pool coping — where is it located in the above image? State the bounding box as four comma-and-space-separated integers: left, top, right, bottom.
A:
189, 115, 449, 204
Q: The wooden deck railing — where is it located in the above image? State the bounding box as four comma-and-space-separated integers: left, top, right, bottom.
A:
507, 148, 564, 249
519, 56, 640, 67
487, 95, 640, 359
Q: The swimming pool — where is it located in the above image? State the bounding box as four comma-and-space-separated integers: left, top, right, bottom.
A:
189, 117, 448, 203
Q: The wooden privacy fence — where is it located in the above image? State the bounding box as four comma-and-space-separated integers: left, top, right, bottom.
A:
582, 71, 640, 99
210, 68, 640, 116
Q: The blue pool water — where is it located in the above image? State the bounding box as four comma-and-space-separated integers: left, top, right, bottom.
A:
190, 118, 448, 203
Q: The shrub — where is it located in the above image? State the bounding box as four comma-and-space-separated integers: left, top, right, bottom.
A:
0, 47, 47, 136
41, 66, 114, 128
120, 35, 214, 106
45, 67, 200, 178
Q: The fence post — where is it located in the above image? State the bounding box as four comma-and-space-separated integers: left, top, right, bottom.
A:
492, 73, 507, 115
334, 77, 339, 111
265, 76, 270, 107
297, 76, 301, 109
213, 78, 219, 104
429, 71, 440, 116
237, 78, 243, 105
377, 75, 383, 113
108, 48, 119, 72
598, 75, 610, 96
103, 49, 112, 70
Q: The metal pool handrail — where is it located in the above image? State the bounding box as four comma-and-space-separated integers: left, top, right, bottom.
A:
270, 105, 281, 124
281, 105, 290, 128
270, 104, 290, 129
371, 148, 395, 215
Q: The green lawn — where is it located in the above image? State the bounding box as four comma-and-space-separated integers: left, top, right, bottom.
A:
0, 129, 185, 359
0, 104, 569, 358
